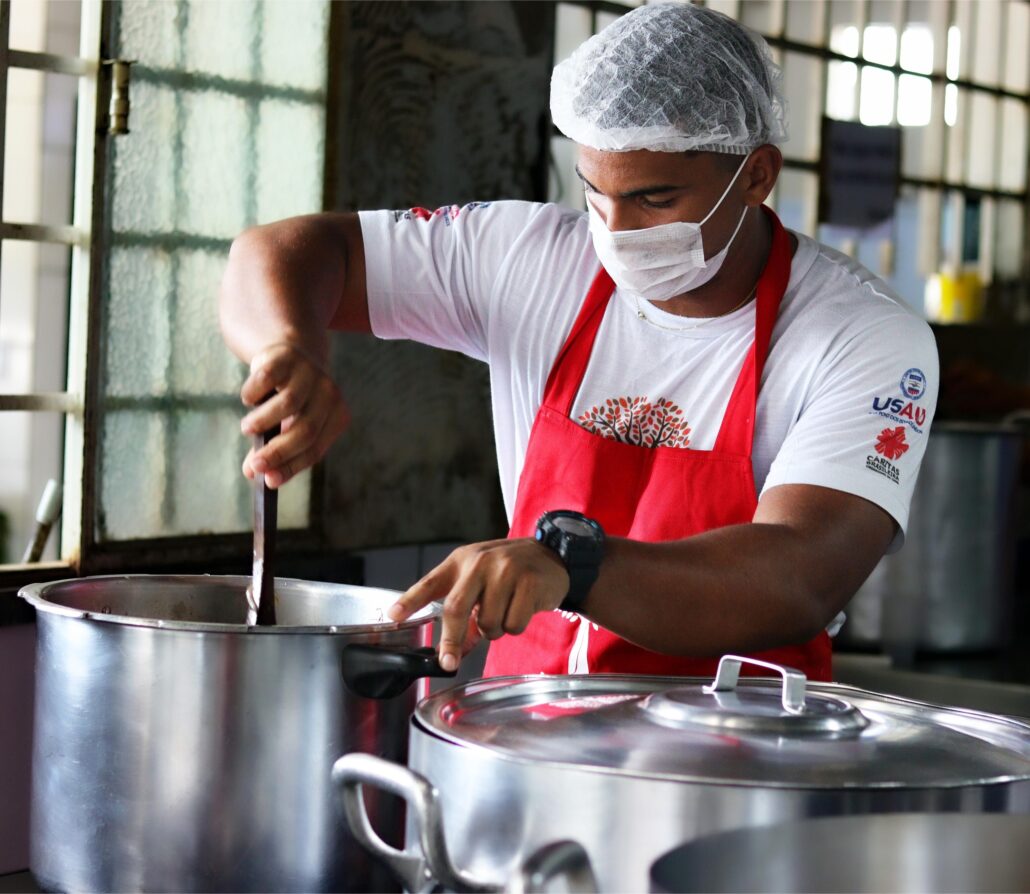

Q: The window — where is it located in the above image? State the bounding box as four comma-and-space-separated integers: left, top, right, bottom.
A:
549, 0, 1030, 317
0, 0, 331, 582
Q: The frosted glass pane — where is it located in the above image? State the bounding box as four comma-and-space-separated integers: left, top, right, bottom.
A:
278, 469, 312, 530
899, 24, 934, 74
859, 67, 895, 126
705, 0, 740, 19
169, 409, 248, 534
548, 136, 583, 210
255, 100, 325, 224
1003, 2, 1030, 93
826, 60, 859, 120
99, 0, 328, 543
897, 74, 931, 127
740, 0, 781, 35
944, 89, 967, 183
117, 0, 181, 70
781, 54, 822, 161
774, 168, 817, 236
110, 82, 177, 234
971, 0, 1002, 86
8, 0, 44, 52
829, 3, 862, 56
995, 201, 1023, 279
4, 70, 44, 223
99, 411, 168, 541
104, 248, 173, 398
964, 93, 997, 189
950, 1, 975, 81
555, 4, 593, 66
785, 0, 824, 43
998, 100, 1027, 194
901, 82, 945, 179
260, 0, 330, 90
184, 1, 259, 81
171, 250, 245, 396
178, 91, 251, 238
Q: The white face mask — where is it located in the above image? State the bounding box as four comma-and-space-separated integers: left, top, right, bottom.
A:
587, 154, 750, 303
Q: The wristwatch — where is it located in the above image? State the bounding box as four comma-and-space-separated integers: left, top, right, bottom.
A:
535, 510, 606, 613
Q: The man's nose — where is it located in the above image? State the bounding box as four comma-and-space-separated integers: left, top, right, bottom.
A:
603, 202, 641, 233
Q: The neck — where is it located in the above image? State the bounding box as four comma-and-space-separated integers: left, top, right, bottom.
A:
652, 208, 784, 318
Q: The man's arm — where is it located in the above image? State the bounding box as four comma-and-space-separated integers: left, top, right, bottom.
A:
389, 484, 895, 670
218, 213, 367, 487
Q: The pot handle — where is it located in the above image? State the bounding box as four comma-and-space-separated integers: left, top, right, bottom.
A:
332, 752, 494, 894
512, 840, 599, 894
703, 654, 807, 714
341, 644, 457, 699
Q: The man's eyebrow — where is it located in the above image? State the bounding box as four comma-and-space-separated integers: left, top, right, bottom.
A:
574, 165, 686, 198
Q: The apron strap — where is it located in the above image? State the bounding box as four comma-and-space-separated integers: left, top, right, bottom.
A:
712, 207, 792, 457
542, 266, 616, 415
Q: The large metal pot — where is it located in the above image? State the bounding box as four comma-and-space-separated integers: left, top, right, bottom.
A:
20, 574, 448, 893
841, 421, 1023, 653
649, 813, 1030, 892
335, 655, 1030, 893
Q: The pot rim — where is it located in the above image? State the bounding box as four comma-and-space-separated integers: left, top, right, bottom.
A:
19, 573, 440, 635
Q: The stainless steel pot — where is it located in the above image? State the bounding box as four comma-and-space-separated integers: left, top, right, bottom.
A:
20, 574, 449, 893
841, 421, 1023, 653
649, 813, 1030, 892
335, 655, 1030, 893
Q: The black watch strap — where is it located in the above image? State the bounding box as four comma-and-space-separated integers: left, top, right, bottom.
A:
535, 510, 605, 614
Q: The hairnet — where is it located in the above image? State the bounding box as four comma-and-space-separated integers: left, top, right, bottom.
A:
550, 3, 788, 154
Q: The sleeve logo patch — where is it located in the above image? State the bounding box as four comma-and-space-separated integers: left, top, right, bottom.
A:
901, 368, 927, 400
875, 426, 909, 459
866, 426, 908, 484
391, 202, 491, 224
870, 396, 926, 433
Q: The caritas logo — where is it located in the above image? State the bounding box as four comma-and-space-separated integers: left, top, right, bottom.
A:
875, 426, 910, 460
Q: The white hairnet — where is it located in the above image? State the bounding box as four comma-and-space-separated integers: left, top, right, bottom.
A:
551, 3, 788, 154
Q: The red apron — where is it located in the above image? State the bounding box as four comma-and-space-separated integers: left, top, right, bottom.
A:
483, 207, 832, 681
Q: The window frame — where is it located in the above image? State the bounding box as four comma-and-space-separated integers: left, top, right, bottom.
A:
0, 0, 331, 599
551, 0, 1030, 283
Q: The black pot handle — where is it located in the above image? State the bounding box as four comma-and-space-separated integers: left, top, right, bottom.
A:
341, 644, 457, 699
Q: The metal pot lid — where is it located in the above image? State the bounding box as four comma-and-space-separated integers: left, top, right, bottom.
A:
416, 655, 1030, 789
19, 575, 439, 634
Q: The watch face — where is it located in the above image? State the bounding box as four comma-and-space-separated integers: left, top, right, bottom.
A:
554, 515, 598, 538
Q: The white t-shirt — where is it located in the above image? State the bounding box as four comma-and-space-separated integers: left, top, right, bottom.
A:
359, 201, 939, 551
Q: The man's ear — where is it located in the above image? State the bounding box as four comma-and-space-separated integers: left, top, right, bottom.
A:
742, 144, 782, 206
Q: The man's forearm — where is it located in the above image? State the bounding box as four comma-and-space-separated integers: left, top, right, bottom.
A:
219, 214, 351, 364
587, 522, 866, 657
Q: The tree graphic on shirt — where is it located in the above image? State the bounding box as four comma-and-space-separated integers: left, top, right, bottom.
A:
577, 396, 691, 448
875, 426, 909, 460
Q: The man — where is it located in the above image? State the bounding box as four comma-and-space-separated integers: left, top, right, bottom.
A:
219, 4, 938, 681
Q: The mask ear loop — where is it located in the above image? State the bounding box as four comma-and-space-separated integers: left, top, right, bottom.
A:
698, 152, 752, 227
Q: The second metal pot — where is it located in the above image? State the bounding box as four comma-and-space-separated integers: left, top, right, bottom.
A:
336, 655, 1030, 893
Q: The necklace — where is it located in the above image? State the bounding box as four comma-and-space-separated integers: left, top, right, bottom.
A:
634, 285, 757, 333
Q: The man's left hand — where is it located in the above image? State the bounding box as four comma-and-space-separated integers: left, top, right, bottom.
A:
387, 539, 569, 671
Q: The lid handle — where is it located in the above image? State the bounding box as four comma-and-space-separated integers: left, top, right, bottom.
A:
703, 654, 807, 714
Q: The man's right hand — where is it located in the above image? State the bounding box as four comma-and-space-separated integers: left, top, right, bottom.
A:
218, 213, 369, 488
239, 341, 349, 488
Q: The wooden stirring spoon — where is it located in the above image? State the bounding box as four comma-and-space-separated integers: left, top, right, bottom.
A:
247, 419, 281, 626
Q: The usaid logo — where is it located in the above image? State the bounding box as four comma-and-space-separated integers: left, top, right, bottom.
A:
871, 396, 927, 431
901, 368, 927, 400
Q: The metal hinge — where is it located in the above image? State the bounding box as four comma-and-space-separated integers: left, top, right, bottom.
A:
103, 58, 135, 135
